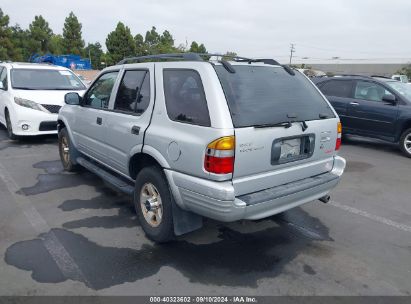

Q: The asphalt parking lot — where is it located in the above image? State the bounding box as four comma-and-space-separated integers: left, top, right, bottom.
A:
0, 125, 410, 296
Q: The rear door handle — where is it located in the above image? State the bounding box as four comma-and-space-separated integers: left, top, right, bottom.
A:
96, 117, 103, 125
131, 125, 140, 135
349, 102, 359, 106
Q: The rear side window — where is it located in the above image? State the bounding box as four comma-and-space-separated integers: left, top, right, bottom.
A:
163, 69, 211, 127
115, 70, 150, 114
215, 65, 335, 128
320, 80, 353, 98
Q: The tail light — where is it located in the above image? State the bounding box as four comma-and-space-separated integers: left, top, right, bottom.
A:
336, 122, 342, 151
204, 136, 235, 174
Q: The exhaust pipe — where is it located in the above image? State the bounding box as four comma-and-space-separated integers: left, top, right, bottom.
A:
319, 195, 330, 204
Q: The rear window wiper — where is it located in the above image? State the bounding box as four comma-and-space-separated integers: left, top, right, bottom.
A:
253, 122, 293, 129
286, 113, 308, 131
254, 120, 308, 132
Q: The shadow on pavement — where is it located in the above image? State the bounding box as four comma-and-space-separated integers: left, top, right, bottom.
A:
5, 207, 332, 290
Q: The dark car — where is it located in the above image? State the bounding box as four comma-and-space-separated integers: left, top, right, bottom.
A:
314, 75, 411, 158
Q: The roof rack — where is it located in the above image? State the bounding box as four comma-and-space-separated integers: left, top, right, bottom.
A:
117, 53, 204, 64
117, 53, 295, 75
117, 53, 282, 66
371, 75, 391, 79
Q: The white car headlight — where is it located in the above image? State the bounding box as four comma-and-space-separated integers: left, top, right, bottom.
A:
14, 97, 47, 112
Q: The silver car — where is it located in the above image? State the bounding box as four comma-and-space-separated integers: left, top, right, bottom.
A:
58, 53, 346, 242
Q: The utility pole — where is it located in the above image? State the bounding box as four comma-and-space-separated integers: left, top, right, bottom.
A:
88, 48, 92, 68
289, 43, 295, 65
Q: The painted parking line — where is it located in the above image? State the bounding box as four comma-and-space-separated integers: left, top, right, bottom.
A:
0, 161, 92, 288
330, 201, 411, 233
0, 153, 48, 160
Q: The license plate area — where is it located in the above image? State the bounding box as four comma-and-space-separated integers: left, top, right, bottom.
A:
271, 134, 315, 165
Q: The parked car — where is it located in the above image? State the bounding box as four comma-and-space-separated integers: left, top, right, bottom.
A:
0, 62, 86, 139
391, 74, 409, 84
297, 68, 327, 78
76, 74, 92, 87
314, 75, 411, 157
58, 53, 346, 242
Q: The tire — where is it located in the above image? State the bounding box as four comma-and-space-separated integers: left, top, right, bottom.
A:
58, 128, 79, 171
5, 110, 17, 140
399, 128, 411, 158
134, 166, 174, 243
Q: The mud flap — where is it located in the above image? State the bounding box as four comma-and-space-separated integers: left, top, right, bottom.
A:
172, 200, 203, 236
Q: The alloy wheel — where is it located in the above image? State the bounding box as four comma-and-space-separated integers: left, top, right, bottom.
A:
139, 183, 163, 227
60, 136, 70, 165
404, 133, 411, 154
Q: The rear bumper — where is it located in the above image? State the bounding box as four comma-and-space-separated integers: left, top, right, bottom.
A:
165, 156, 346, 222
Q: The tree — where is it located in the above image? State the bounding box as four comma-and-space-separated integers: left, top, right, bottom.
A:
0, 9, 15, 60
49, 34, 64, 55
160, 30, 174, 47
29, 15, 53, 54
141, 27, 179, 55
189, 41, 207, 53
62, 12, 85, 55
105, 22, 136, 64
85, 42, 103, 70
10, 25, 31, 61
395, 64, 411, 79
157, 30, 180, 54
222, 51, 237, 60
134, 34, 146, 56
144, 26, 160, 53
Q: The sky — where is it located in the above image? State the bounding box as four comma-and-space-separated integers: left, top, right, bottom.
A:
1, 0, 411, 64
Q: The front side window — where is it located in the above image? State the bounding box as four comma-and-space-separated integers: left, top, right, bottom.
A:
320, 80, 352, 98
354, 81, 394, 102
387, 81, 411, 103
163, 69, 210, 126
0, 67, 7, 90
83, 72, 119, 109
11, 69, 86, 90
114, 70, 150, 114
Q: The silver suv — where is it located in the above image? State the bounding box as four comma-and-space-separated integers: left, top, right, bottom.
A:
58, 53, 346, 242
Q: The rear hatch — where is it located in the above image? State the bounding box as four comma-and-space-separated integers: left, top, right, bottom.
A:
214, 64, 339, 196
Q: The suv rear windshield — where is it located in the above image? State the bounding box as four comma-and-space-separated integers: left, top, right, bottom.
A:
214, 65, 335, 127
11, 69, 86, 90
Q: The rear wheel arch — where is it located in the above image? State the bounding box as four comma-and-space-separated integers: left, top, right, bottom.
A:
129, 153, 163, 180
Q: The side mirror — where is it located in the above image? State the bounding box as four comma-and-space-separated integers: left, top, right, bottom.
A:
382, 94, 396, 104
65, 92, 81, 105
